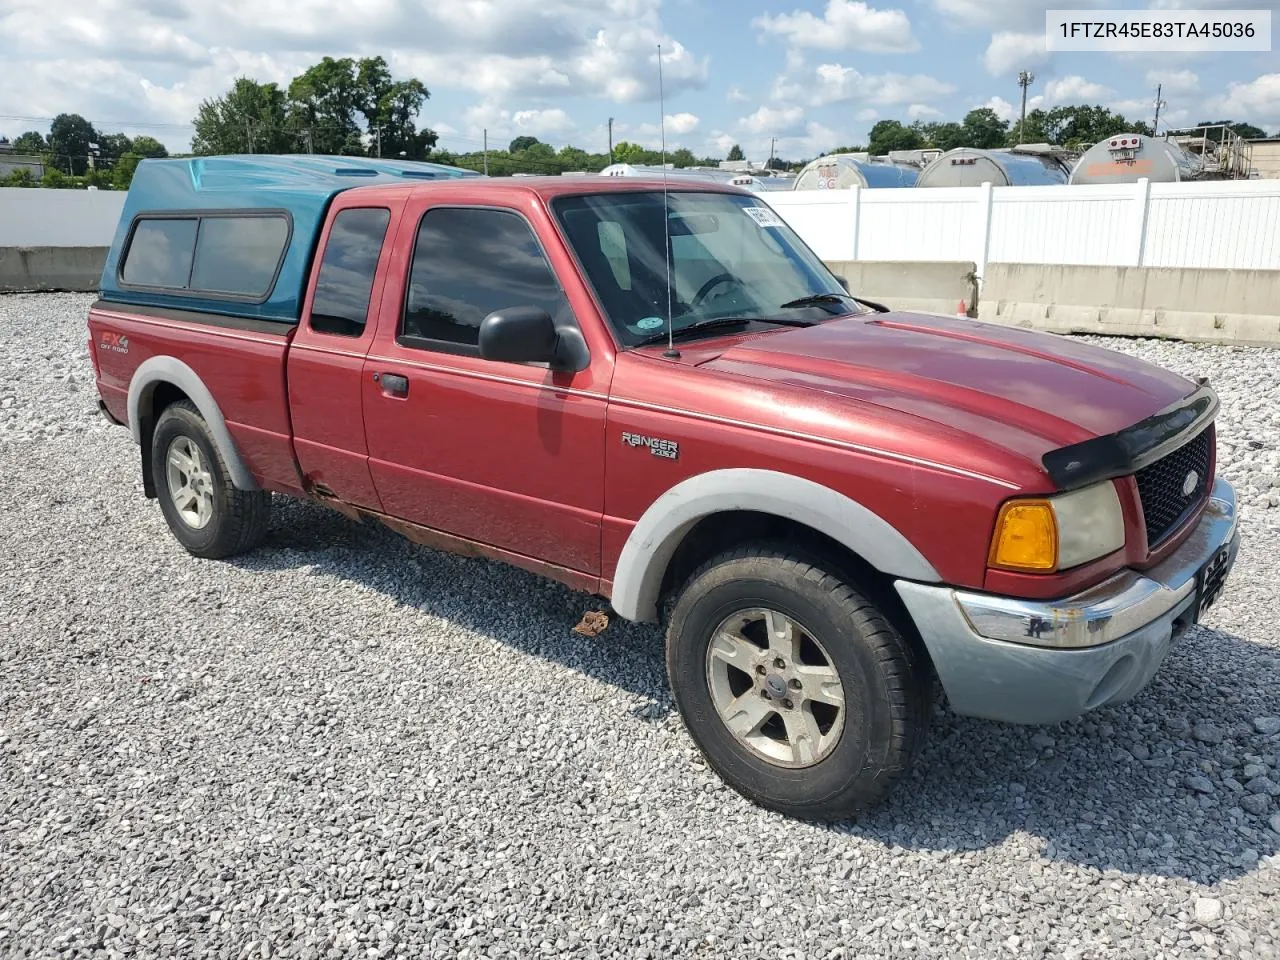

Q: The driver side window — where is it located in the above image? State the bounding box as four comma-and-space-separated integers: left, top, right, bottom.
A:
401, 207, 569, 354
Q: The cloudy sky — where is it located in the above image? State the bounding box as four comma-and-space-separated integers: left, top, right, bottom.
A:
1, 0, 1277, 158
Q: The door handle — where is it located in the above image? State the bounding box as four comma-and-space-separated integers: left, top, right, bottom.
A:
375, 372, 409, 398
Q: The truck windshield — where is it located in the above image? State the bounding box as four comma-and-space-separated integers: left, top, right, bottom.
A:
553, 190, 862, 347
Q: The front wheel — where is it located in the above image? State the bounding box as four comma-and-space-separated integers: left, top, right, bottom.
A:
665, 544, 930, 820
150, 400, 271, 559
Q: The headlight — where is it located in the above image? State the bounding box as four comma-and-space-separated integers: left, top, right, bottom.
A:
988, 481, 1125, 573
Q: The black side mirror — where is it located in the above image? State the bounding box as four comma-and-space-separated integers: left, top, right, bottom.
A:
479, 306, 558, 365
834, 275, 850, 292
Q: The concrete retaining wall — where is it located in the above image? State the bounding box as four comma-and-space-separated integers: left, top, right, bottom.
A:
0, 188, 126, 247
825, 260, 978, 316
978, 263, 1280, 347
0, 247, 107, 292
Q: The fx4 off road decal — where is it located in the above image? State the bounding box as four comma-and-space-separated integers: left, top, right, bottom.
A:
621, 432, 679, 460
98, 331, 130, 354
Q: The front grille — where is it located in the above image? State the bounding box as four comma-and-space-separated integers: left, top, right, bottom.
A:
1135, 427, 1213, 547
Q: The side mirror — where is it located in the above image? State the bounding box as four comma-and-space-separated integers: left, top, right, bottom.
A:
478, 306, 558, 365
834, 275, 850, 292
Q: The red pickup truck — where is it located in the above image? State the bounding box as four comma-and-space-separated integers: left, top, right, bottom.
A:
89, 155, 1238, 820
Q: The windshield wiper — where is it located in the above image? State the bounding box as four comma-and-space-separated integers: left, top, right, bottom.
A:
632, 315, 816, 348
779, 292, 890, 313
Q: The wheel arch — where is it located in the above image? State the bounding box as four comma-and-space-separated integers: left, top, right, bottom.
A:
609, 468, 940, 623
127, 356, 259, 495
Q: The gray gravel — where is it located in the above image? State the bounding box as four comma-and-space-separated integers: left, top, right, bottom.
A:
3, 292, 1280, 960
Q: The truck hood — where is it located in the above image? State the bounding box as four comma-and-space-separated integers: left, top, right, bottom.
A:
699, 312, 1197, 458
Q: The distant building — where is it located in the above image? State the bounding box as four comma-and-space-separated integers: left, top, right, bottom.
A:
0, 137, 45, 181
1246, 138, 1280, 179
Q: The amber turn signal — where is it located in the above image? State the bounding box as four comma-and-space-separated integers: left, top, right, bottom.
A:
988, 499, 1058, 573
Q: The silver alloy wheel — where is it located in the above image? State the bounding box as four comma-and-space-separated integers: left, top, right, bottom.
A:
705, 607, 846, 768
165, 436, 215, 530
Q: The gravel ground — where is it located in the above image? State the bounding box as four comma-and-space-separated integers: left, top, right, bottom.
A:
2, 292, 1279, 960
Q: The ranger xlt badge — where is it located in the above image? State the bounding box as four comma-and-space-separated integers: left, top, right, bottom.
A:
622, 432, 679, 460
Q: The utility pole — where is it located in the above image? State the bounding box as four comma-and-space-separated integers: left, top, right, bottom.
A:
768, 137, 777, 171
303, 129, 313, 154
1016, 71, 1036, 144
483, 128, 489, 175
246, 120, 253, 153
1152, 84, 1166, 135
374, 126, 382, 158
608, 117, 614, 164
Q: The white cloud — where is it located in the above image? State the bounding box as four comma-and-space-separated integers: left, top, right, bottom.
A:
754, 0, 918, 54
981, 94, 1042, 123
856, 108, 879, 122
907, 103, 942, 119
774, 63, 955, 108
0, 0, 710, 151
983, 31, 1050, 76
511, 108, 575, 136
1207, 74, 1280, 128
1044, 75, 1114, 103
665, 112, 700, 135
726, 86, 751, 104
738, 104, 806, 136
1147, 69, 1199, 95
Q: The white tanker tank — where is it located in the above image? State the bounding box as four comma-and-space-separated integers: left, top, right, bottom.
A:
792, 153, 919, 190
916, 146, 1072, 188
1068, 133, 1206, 184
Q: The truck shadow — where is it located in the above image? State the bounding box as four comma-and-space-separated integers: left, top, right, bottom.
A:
239, 497, 1280, 886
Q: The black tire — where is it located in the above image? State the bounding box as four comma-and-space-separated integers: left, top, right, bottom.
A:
150, 400, 271, 559
665, 544, 929, 821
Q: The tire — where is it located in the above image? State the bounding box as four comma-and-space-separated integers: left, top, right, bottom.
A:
665, 543, 929, 821
150, 400, 271, 559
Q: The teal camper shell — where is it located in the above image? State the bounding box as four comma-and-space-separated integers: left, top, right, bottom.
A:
99, 154, 483, 323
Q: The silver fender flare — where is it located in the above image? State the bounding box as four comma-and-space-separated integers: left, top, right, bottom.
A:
126, 355, 259, 491
609, 468, 940, 622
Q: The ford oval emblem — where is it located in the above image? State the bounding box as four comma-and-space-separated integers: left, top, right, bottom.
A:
1182, 470, 1200, 498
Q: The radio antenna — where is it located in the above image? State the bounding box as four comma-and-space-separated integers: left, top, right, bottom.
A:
657, 42, 679, 359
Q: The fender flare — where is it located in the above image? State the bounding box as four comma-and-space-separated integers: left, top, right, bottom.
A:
610, 468, 940, 623
126, 355, 259, 491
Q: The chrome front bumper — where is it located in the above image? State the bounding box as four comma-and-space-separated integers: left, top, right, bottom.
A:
896, 479, 1239, 725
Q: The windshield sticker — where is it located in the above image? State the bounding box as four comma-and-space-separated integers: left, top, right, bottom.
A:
636, 316, 665, 330
743, 206, 784, 228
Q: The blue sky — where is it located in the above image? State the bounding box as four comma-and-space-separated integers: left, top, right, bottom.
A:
1, 0, 1277, 158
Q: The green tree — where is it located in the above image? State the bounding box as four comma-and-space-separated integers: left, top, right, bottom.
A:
40, 167, 68, 188
509, 136, 541, 153
1, 168, 37, 187
1042, 105, 1149, 148
867, 120, 924, 155
48, 113, 99, 175
355, 57, 435, 159
726, 143, 745, 161
288, 57, 366, 154
961, 108, 1009, 149
913, 122, 966, 151
824, 145, 867, 155
193, 78, 292, 154
670, 147, 697, 168
1189, 120, 1268, 141
131, 136, 169, 159
99, 133, 133, 163
112, 152, 143, 190
612, 140, 648, 163
12, 131, 47, 155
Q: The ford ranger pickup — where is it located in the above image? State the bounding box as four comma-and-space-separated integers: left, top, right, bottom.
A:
87, 154, 1240, 820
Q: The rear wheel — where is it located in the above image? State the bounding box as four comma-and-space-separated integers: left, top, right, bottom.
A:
665, 544, 929, 820
151, 400, 271, 559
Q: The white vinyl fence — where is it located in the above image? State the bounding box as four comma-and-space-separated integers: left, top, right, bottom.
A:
763, 179, 1280, 277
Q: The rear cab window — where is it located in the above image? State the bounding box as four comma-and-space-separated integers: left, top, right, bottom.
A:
308, 208, 392, 338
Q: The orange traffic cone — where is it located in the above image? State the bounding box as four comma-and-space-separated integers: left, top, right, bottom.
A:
956, 300, 967, 318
